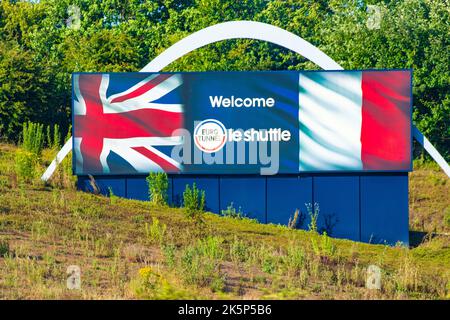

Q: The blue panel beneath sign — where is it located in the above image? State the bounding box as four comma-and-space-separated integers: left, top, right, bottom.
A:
126, 176, 148, 201
219, 176, 266, 223
266, 176, 312, 227
313, 176, 360, 241
360, 174, 409, 245
76, 173, 410, 246
172, 176, 219, 213
77, 176, 126, 197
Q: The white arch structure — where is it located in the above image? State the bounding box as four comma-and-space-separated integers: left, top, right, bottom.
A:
41, 21, 450, 180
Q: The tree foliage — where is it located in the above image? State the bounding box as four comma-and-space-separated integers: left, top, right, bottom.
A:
0, 0, 448, 159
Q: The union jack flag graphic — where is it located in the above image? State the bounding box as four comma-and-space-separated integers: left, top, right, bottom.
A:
73, 73, 184, 175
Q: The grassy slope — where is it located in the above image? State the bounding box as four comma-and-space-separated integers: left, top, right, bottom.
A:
0, 143, 449, 299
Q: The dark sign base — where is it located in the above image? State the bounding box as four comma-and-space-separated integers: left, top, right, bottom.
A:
76, 173, 409, 246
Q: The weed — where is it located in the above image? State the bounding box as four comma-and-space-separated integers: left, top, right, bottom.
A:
282, 245, 305, 276
144, 217, 167, 245
162, 243, 176, 269
132, 266, 191, 299
229, 236, 248, 264
311, 232, 336, 259
444, 207, 450, 228
253, 245, 277, 274
306, 202, 319, 233
394, 254, 420, 293
146, 172, 169, 206
108, 187, 119, 205
180, 246, 215, 286
210, 275, 226, 293
196, 236, 224, 260
14, 150, 36, 183
21, 122, 44, 156
221, 202, 244, 219
183, 183, 205, 220
288, 209, 300, 229
0, 239, 10, 257
179, 237, 224, 288
46, 124, 61, 150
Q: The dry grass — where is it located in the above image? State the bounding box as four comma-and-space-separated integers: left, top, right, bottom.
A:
0, 143, 449, 300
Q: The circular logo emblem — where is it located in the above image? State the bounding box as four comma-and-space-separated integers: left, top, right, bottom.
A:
194, 119, 227, 153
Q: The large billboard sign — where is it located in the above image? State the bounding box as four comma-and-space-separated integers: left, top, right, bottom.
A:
72, 70, 412, 175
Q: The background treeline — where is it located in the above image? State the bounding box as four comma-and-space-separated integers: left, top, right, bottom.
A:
0, 0, 448, 160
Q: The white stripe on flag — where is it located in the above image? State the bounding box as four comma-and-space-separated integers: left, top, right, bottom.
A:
299, 72, 363, 171
104, 74, 183, 114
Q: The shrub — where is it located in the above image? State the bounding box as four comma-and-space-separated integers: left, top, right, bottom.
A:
146, 172, 169, 206
221, 202, 244, 219
21, 121, 44, 156
14, 149, 36, 183
311, 232, 336, 259
183, 183, 205, 219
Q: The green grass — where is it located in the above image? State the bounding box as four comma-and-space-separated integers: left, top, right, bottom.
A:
0, 143, 449, 299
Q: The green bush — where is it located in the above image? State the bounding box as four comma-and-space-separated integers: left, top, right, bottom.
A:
183, 183, 205, 219
146, 172, 169, 206
46, 123, 61, 150
21, 121, 44, 156
14, 149, 36, 182
311, 232, 336, 259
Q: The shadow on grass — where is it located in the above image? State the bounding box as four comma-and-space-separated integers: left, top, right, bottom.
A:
409, 230, 440, 248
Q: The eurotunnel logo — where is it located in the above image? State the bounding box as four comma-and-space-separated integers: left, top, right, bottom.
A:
194, 119, 227, 153
194, 119, 292, 154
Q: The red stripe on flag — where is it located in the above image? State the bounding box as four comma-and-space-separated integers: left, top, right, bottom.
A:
75, 109, 183, 139
110, 74, 173, 103
132, 146, 180, 172
78, 74, 104, 173
361, 71, 411, 170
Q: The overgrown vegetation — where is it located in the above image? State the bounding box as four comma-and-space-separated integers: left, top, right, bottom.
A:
0, 143, 449, 299
146, 172, 169, 206
12, 122, 74, 188
221, 202, 245, 220
183, 183, 205, 221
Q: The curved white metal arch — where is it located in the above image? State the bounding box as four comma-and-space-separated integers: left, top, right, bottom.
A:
141, 21, 342, 72
41, 20, 449, 180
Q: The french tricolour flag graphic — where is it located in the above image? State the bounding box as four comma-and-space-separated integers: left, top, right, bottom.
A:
299, 70, 411, 171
